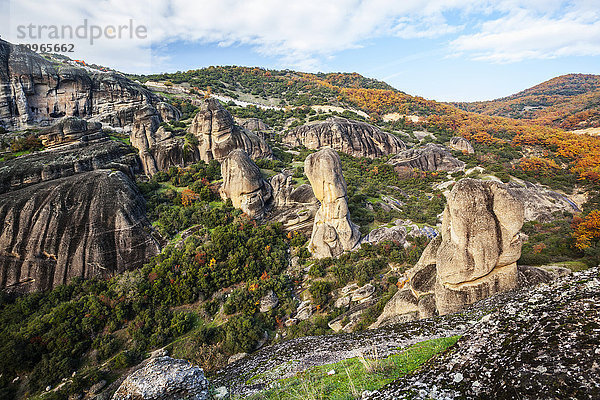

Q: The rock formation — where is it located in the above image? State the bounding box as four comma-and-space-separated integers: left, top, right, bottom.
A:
236, 117, 270, 139
38, 117, 102, 147
267, 172, 319, 233
220, 149, 273, 218
373, 178, 525, 327
282, 117, 406, 158
190, 98, 272, 162
112, 356, 210, 400
506, 180, 580, 222
0, 39, 177, 131
388, 143, 465, 172
448, 136, 474, 153
0, 170, 160, 293
305, 148, 360, 258
0, 134, 139, 194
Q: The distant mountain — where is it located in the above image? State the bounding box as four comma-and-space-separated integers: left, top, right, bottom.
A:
452, 74, 600, 131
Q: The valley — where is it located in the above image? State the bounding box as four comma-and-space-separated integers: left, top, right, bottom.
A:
0, 39, 598, 400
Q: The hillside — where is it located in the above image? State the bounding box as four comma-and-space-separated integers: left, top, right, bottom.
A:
452, 74, 600, 131
1, 44, 600, 400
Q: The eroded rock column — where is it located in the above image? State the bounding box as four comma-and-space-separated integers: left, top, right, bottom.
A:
305, 148, 360, 258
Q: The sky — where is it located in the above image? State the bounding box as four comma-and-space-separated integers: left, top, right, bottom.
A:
1, 0, 599, 101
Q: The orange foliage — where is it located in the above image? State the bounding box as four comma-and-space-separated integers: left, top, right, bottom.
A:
181, 188, 199, 207
518, 157, 560, 173
573, 210, 600, 250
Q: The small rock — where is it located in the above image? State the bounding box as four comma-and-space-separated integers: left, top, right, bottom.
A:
453, 372, 464, 383
327, 369, 336, 376
214, 386, 228, 399
259, 290, 279, 313
228, 353, 248, 364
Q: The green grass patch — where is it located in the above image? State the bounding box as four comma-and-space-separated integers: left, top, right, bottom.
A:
247, 335, 460, 400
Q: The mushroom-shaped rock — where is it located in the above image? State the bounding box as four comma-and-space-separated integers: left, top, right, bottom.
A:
220, 149, 272, 218
372, 178, 525, 327
305, 148, 360, 258
190, 98, 271, 162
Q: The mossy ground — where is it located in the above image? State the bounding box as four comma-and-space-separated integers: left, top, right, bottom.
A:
245, 336, 459, 400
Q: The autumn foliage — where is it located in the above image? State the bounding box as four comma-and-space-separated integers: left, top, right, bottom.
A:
573, 210, 600, 250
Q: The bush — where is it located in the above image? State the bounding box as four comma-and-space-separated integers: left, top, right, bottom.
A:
309, 281, 332, 307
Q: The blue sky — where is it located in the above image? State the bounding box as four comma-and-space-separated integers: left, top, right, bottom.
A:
4, 0, 600, 101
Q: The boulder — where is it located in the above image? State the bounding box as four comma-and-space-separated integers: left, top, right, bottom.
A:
190, 98, 271, 162
0, 170, 160, 293
236, 117, 270, 139
305, 149, 360, 258
259, 290, 279, 313
112, 356, 210, 400
282, 117, 405, 158
220, 149, 272, 218
372, 178, 525, 327
449, 137, 474, 154
362, 225, 407, 246
267, 172, 319, 234
388, 143, 465, 172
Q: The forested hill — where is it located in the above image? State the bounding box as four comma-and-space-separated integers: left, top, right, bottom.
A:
451, 74, 600, 131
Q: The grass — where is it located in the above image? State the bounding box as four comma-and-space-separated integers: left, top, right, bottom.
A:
544, 260, 588, 272
246, 335, 460, 400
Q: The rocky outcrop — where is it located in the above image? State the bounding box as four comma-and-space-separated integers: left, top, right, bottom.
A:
0, 39, 177, 131
305, 148, 360, 258
112, 356, 210, 400
364, 267, 598, 400
236, 117, 270, 139
362, 224, 407, 246
448, 136, 474, 154
0, 134, 139, 194
0, 170, 160, 293
506, 180, 580, 222
373, 178, 525, 327
282, 117, 406, 158
267, 172, 319, 233
190, 98, 271, 162
388, 143, 465, 172
38, 117, 102, 147
220, 149, 272, 218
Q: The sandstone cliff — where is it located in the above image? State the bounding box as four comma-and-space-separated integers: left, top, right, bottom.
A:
220, 149, 273, 218
0, 170, 160, 293
373, 178, 525, 327
448, 136, 474, 153
282, 117, 405, 158
305, 148, 360, 258
0, 39, 177, 131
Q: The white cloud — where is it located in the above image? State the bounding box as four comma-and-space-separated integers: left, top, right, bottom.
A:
451, 8, 600, 62
2, 0, 599, 73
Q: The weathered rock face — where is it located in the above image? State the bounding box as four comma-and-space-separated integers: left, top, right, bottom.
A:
282, 117, 406, 158
373, 178, 524, 327
362, 224, 407, 246
506, 181, 580, 222
267, 172, 319, 233
305, 148, 360, 258
112, 356, 210, 400
130, 105, 195, 175
190, 98, 271, 162
0, 134, 140, 194
220, 149, 272, 218
0, 170, 160, 293
365, 267, 598, 400
236, 117, 270, 139
38, 116, 102, 146
448, 136, 474, 154
0, 39, 176, 131
388, 143, 465, 172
